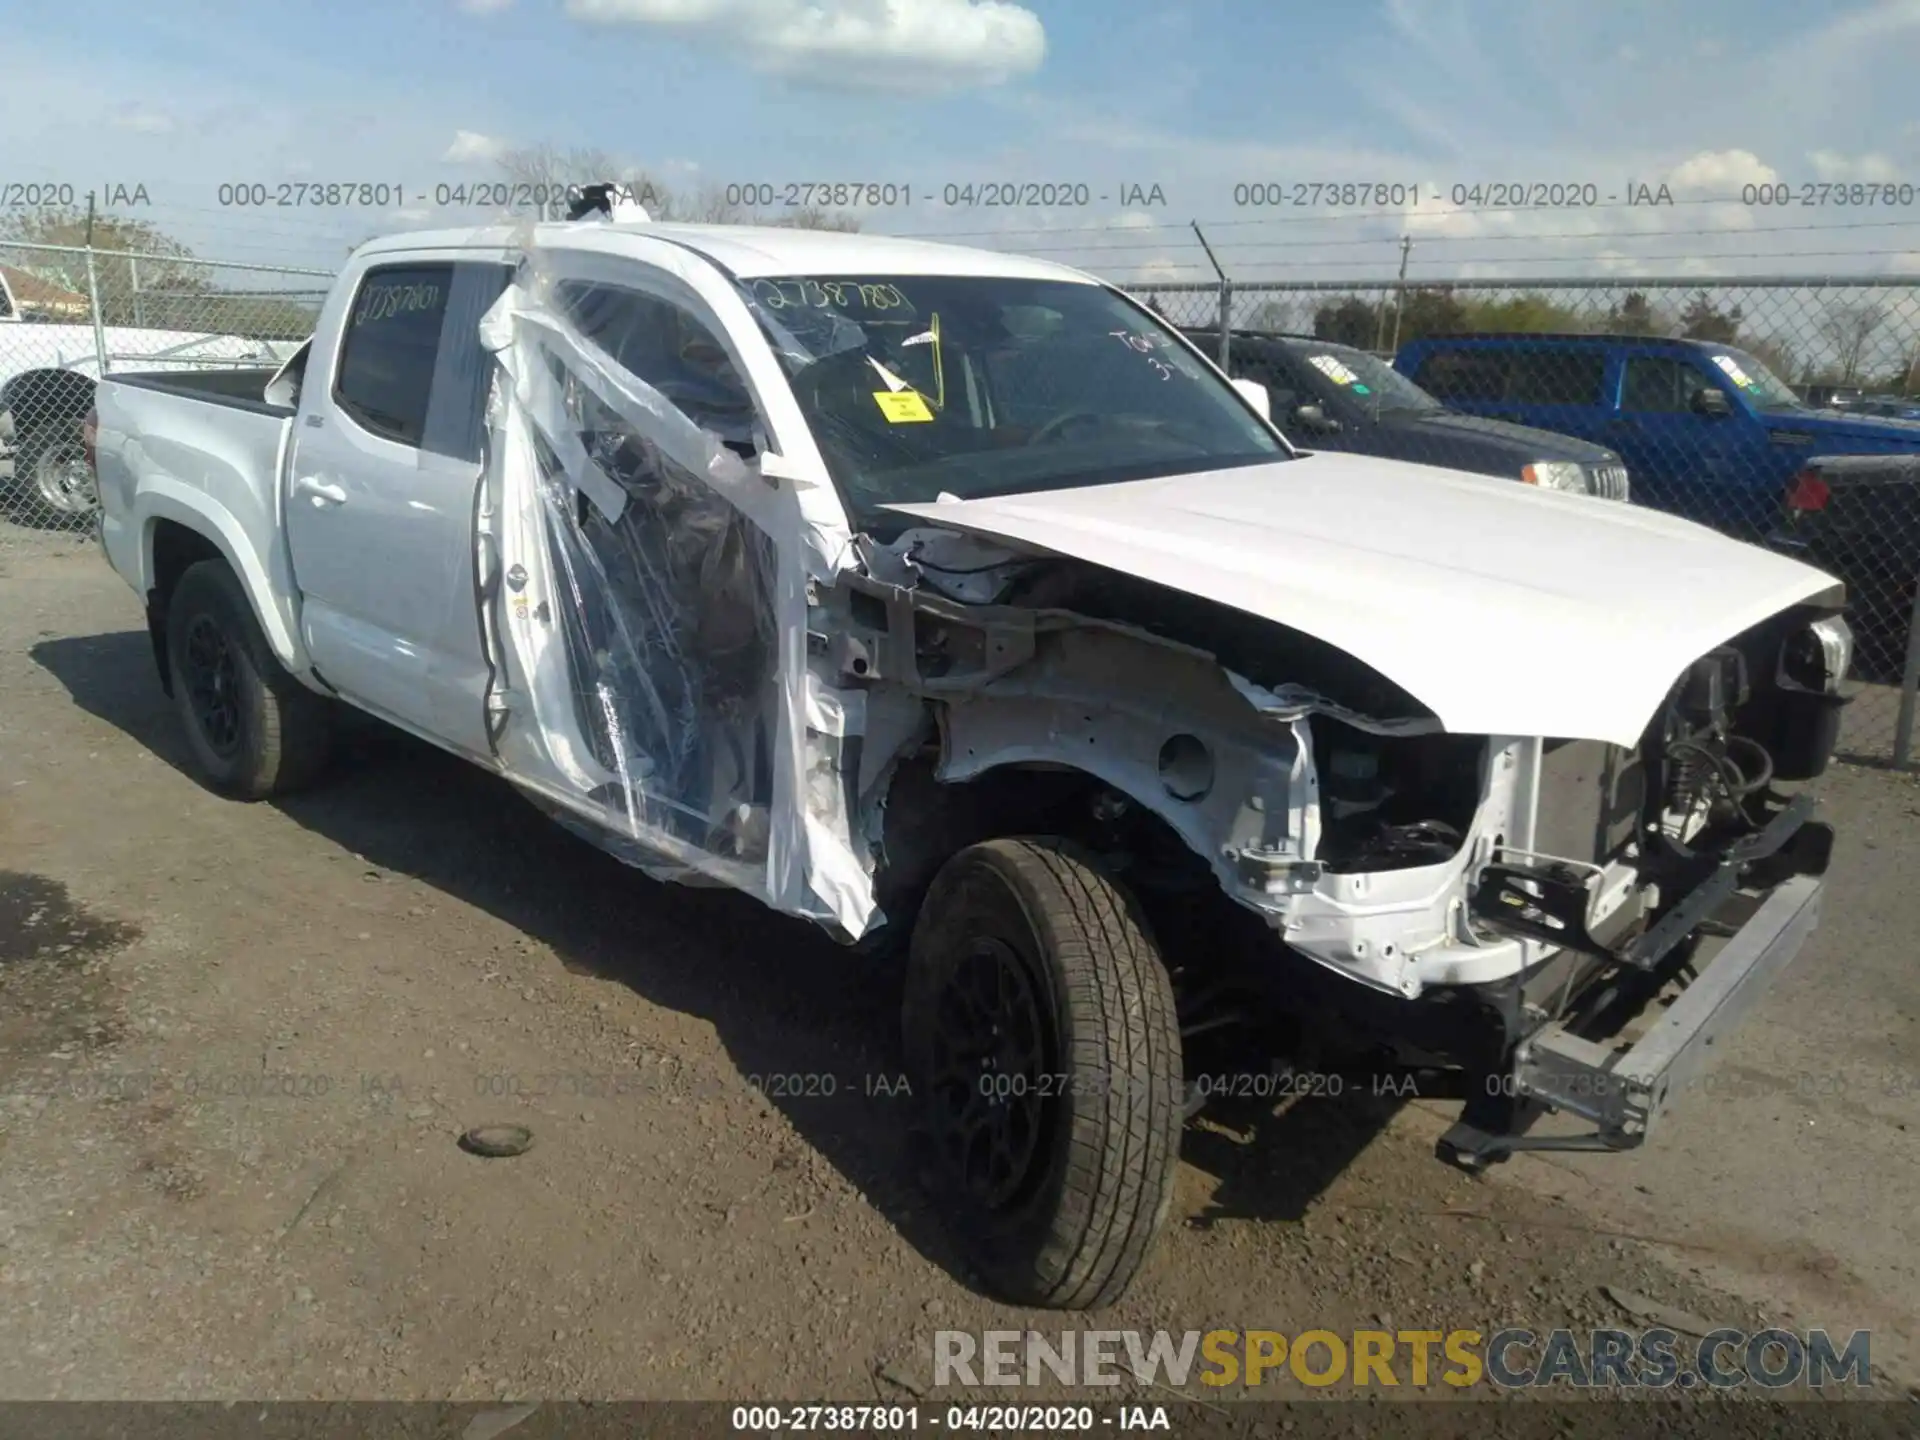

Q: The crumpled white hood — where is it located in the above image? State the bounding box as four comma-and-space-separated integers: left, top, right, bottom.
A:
887, 453, 1842, 747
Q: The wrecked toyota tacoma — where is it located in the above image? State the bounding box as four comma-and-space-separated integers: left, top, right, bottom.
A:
90, 207, 1848, 1310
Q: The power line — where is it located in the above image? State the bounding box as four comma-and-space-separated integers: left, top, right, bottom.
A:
893, 214, 1920, 259
882, 192, 1920, 240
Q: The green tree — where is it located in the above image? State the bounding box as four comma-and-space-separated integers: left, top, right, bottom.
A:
0, 207, 206, 324
1679, 291, 1743, 344
1394, 287, 1469, 341
1313, 296, 1378, 347
1609, 291, 1662, 334
1458, 293, 1586, 333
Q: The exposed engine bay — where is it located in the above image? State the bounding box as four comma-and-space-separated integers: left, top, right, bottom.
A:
837, 525, 1847, 1018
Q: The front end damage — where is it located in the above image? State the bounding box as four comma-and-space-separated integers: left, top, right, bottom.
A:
467, 232, 1845, 1177
829, 533, 1846, 1166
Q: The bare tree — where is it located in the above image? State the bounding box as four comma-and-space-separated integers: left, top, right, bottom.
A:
1744, 335, 1803, 384
1818, 300, 1889, 385
492, 145, 859, 230
768, 206, 862, 233
1241, 298, 1295, 333
494, 144, 674, 220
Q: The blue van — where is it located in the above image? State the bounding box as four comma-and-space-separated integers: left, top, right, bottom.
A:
1392, 333, 1920, 537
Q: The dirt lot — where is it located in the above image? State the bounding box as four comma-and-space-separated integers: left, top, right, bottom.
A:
1, 527, 1916, 1408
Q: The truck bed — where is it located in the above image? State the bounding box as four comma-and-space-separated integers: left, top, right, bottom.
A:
94, 372, 296, 624
1772, 452, 1920, 682
109, 367, 291, 416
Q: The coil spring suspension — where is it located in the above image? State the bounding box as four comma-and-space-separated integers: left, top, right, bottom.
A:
1664, 739, 1710, 812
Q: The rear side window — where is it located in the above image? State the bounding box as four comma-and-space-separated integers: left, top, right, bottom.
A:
1413, 348, 1508, 401
1233, 344, 1312, 406
1506, 350, 1605, 405
335, 265, 451, 447
333, 261, 511, 459
1412, 346, 1604, 405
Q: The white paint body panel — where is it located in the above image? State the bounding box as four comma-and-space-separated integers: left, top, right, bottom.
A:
93, 382, 308, 672
890, 454, 1841, 747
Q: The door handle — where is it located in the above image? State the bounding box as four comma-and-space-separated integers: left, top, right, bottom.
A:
293, 476, 347, 506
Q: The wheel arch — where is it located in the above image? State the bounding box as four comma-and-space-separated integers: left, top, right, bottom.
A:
1, 368, 98, 434
141, 507, 305, 693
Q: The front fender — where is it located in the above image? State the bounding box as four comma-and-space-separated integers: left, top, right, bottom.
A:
932, 624, 1319, 913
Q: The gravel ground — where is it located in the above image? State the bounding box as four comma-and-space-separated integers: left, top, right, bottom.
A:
1, 529, 1915, 1410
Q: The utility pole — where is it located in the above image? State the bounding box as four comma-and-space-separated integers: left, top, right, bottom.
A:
84, 190, 109, 376
1375, 235, 1412, 353
1190, 220, 1232, 371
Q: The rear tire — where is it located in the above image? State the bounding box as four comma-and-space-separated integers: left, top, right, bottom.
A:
903, 836, 1183, 1309
165, 559, 333, 799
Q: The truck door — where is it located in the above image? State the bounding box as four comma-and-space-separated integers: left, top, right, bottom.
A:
1611, 354, 1760, 533
1497, 344, 1611, 446
284, 258, 512, 758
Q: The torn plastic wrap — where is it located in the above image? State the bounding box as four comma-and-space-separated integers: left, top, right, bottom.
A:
475, 239, 881, 939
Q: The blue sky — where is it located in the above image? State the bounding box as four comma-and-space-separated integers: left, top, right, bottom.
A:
6, 0, 1920, 281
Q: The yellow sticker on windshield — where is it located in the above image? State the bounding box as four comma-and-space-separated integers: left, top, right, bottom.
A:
873, 390, 934, 423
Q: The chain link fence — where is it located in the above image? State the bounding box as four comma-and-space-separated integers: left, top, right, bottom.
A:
1128, 276, 1920, 767
1, 241, 326, 531
8, 236, 1920, 767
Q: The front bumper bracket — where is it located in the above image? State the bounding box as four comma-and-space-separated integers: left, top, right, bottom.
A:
1440, 871, 1823, 1165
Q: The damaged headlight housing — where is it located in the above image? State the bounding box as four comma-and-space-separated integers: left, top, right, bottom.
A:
1779, 615, 1853, 694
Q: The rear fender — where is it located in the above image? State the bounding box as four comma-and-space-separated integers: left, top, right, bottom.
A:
137, 484, 310, 678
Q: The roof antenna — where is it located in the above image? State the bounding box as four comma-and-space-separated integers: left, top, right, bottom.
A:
566, 180, 650, 224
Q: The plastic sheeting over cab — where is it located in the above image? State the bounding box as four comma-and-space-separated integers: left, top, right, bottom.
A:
474, 233, 879, 938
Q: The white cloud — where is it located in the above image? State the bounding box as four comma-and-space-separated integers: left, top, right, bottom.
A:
1807, 149, 1902, 182
457, 0, 515, 11
109, 105, 174, 134
1664, 148, 1779, 195
561, 0, 1045, 89
1128, 255, 1195, 284
444, 129, 508, 164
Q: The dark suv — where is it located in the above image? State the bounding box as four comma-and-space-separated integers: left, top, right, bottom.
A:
1185, 328, 1629, 500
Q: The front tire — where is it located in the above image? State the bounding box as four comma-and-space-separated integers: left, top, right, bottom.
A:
903, 837, 1183, 1309
165, 559, 333, 799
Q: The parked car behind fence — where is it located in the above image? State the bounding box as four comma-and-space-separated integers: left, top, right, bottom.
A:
0, 245, 323, 529
1183, 326, 1631, 500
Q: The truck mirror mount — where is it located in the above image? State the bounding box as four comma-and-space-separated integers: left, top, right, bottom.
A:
1293, 402, 1340, 434
1691, 386, 1732, 418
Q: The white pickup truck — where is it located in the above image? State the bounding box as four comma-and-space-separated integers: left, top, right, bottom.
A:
0, 264, 300, 518
92, 211, 1850, 1309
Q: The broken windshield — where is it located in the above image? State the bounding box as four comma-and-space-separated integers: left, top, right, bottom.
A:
741, 275, 1288, 533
